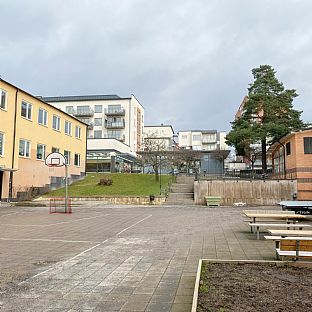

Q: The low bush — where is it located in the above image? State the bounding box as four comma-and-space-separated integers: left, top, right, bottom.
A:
98, 177, 113, 186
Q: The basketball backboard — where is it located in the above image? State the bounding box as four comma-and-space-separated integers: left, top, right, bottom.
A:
45, 152, 66, 167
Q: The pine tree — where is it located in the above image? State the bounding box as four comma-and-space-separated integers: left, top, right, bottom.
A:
226, 65, 304, 173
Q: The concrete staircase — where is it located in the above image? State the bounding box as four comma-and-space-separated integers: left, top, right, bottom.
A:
166, 175, 195, 205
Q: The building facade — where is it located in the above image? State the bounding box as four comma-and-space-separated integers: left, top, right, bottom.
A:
41, 94, 144, 172
269, 129, 312, 200
178, 130, 228, 151
0, 79, 87, 201
143, 125, 175, 151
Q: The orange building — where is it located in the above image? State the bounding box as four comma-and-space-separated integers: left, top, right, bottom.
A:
269, 129, 312, 200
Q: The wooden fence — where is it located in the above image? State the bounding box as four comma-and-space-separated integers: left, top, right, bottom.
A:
194, 179, 297, 206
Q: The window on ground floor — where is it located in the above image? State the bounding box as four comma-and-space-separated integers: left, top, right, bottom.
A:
19, 139, 31, 158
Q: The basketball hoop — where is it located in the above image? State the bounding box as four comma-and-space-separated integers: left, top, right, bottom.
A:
45, 152, 66, 167
45, 152, 70, 213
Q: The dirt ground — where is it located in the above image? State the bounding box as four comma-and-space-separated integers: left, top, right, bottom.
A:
198, 262, 312, 312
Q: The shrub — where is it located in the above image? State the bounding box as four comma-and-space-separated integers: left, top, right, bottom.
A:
98, 177, 113, 186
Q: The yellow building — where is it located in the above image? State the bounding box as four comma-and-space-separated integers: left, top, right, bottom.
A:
0, 79, 87, 201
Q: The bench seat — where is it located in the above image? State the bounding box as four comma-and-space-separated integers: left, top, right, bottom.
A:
249, 223, 311, 240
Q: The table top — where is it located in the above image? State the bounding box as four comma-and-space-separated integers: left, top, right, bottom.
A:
244, 212, 307, 219
278, 201, 312, 207
268, 229, 312, 236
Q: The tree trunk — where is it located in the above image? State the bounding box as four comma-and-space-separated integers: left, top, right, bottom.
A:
261, 139, 267, 174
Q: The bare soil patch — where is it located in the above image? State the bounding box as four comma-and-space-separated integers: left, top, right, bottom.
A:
198, 262, 312, 312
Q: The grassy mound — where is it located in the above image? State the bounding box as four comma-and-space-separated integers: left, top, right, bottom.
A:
47, 173, 173, 197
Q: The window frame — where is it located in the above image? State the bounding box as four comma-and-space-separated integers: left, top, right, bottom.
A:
94, 130, 102, 138
64, 150, 71, 165
286, 142, 291, 156
19, 139, 31, 158
94, 105, 103, 113
74, 153, 81, 167
38, 108, 48, 126
36, 143, 46, 160
52, 115, 61, 131
304, 137, 312, 154
75, 126, 81, 139
0, 132, 4, 156
94, 118, 103, 126
21, 100, 32, 120
65, 120, 72, 136
0, 89, 7, 110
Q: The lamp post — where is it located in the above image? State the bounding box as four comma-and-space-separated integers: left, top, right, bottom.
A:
159, 154, 162, 195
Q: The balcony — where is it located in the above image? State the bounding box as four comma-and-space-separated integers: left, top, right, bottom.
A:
103, 134, 125, 142
104, 108, 125, 116
105, 120, 125, 129
73, 107, 94, 117
202, 139, 217, 144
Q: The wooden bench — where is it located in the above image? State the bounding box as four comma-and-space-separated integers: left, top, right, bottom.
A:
249, 223, 311, 240
265, 236, 312, 260
242, 210, 295, 215
205, 196, 222, 207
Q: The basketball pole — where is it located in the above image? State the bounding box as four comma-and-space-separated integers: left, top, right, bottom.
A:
65, 164, 68, 213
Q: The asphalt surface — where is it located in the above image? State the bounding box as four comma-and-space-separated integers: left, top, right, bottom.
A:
0, 203, 279, 311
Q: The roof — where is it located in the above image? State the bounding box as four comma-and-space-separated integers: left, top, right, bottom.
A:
144, 125, 175, 133
178, 130, 217, 134
0, 78, 88, 126
38, 94, 131, 102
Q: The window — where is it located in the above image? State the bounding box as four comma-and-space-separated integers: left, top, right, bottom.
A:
94, 105, 102, 113
36, 144, 46, 160
192, 134, 201, 141
94, 118, 103, 126
0, 89, 7, 110
304, 137, 312, 154
182, 135, 187, 139
74, 153, 81, 166
76, 106, 90, 115
65, 121, 72, 135
75, 126, 81, 139
286, 142, 291, 156
0, 132, 4, 156
21, 101, 32, 120
64, 150, 71, 165
38, 108, 48, 126
19, 139, 31, 158
94, 130, 102, 138
52, 115, 61, 131
52, 147, 59, 153
107, 130, 121, 139
65, 106, 74, 114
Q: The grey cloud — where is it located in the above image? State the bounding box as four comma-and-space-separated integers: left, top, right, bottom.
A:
1, 0, 311, 131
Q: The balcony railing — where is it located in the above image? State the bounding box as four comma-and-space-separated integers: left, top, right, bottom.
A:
104, 108, 125, 116
103, 134, 125, 142
73, 107, 94, 117
105, 120, 125, 129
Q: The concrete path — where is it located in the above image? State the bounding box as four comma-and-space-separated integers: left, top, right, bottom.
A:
0, 204, 278, 311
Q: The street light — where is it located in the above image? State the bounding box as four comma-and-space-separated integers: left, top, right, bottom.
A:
159, 154, 162, 195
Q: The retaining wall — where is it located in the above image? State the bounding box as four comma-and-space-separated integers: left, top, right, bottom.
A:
194, 179, 297, 206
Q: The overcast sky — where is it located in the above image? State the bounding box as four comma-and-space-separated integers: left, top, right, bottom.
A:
1, 0, 311, 133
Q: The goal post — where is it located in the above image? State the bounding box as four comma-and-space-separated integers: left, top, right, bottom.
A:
49, 197, 72, 214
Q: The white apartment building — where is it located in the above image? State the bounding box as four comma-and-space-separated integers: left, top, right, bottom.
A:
41, 94, 144, 172
143, 125, 175, 151
178, 130, 228, 151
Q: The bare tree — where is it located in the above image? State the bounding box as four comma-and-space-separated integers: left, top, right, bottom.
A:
139, 133, 170, 181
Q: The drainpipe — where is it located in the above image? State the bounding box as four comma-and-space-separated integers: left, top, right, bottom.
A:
277, 140, 287, 180
9, 89, 19, 200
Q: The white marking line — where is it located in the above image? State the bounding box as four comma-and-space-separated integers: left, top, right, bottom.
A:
0, 238, 99, 244
0, 214, 109, 227
27, 214, 153, 281
117, 214, 153, 235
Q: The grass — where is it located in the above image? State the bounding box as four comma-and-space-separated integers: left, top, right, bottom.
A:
46, 173, 174, 197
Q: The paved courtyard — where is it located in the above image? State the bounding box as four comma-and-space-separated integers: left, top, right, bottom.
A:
0, 203, 278, 311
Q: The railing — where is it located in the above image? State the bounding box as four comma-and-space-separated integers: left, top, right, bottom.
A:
105, 120, 125, 129
199, 170, 274, 180
73, 107, 94, 117
103, 134, 125, 142
104, 108, 125, 116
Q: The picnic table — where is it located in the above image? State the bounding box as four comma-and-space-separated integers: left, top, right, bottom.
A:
278, 201, 312, 215
243, 212, 307, 224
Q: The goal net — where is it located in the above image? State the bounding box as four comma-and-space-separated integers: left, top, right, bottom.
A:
49, 197, 72, 214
